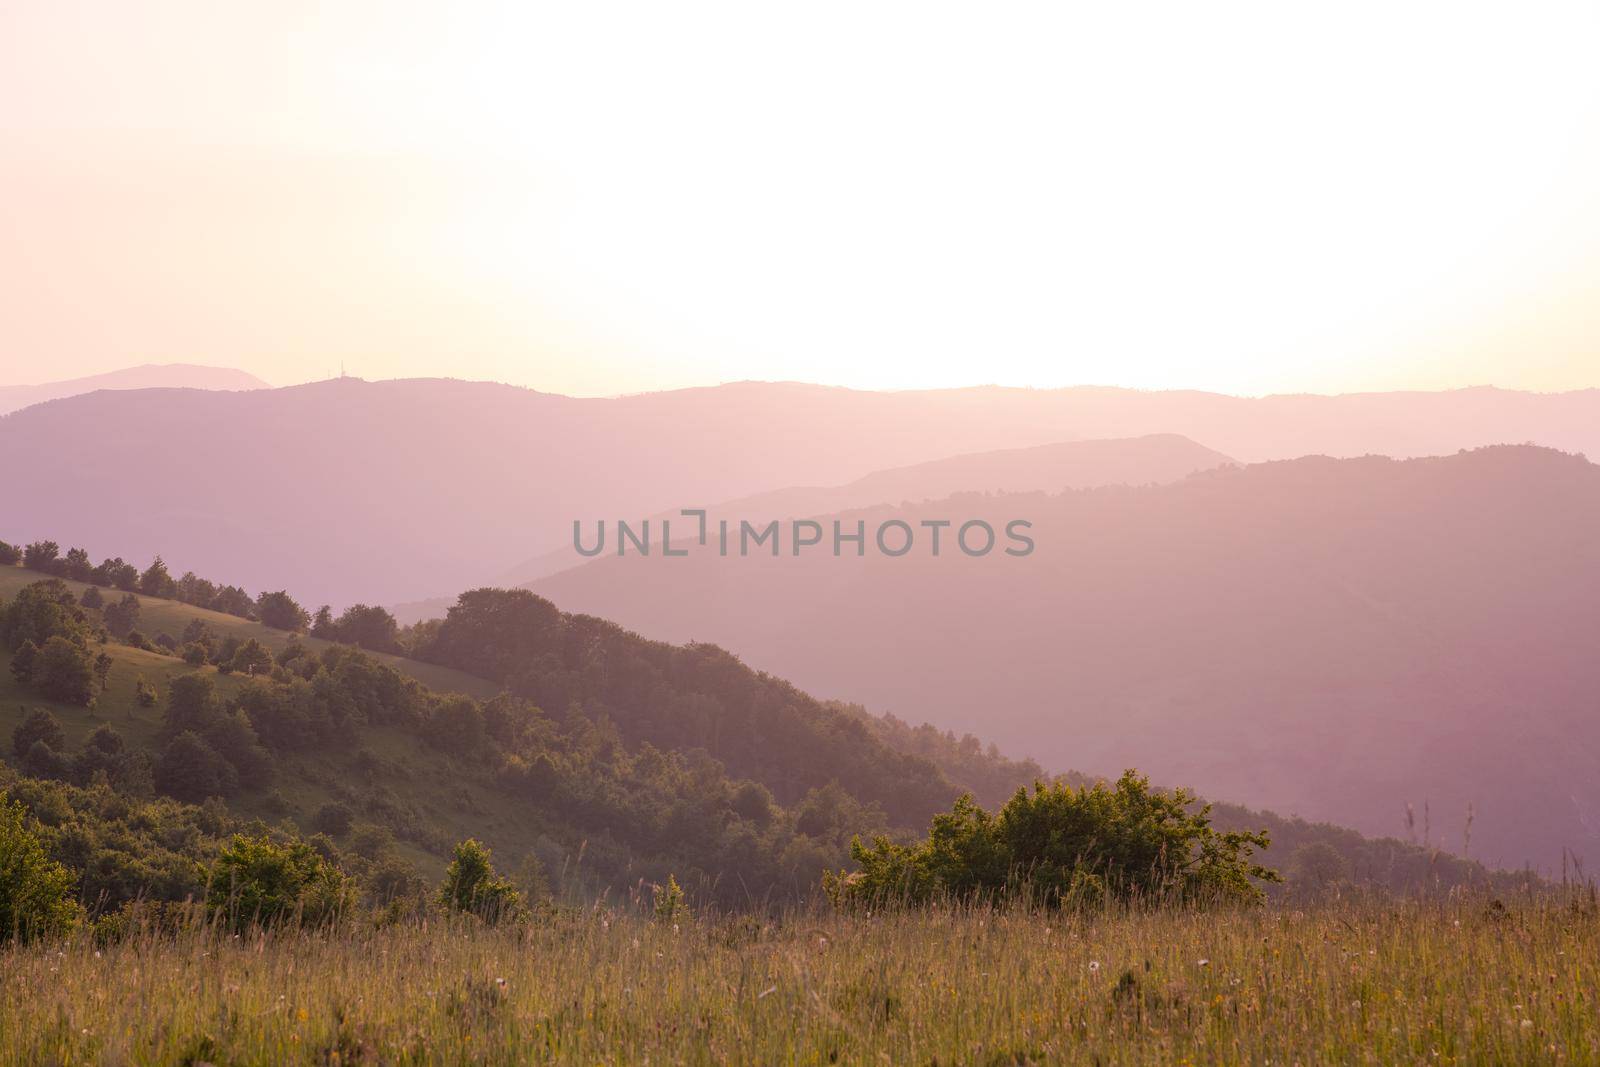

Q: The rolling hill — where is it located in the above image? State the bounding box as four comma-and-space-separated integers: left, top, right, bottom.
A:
0, 564, 1492, 899
527, 445, 1600, 871
392, 433, 1236, 621
3, 378, 1599, 608
0, 363, 267, 415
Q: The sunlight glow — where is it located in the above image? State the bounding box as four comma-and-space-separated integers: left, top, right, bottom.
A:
3, 1, 1599, 394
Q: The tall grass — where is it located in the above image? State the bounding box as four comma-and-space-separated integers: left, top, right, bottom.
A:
2, 891, 1596, 1064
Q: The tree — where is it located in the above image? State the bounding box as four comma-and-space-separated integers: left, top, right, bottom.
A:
0, 541, 19, 566
1288, 842, 1351, 898
103, 594, 141, 638
94, 651, 113, 692
22, 541, 60, 573
205, 834, 353, 931
92, 557, 139, 591
0, 578, 90, 650
21, 739, 71, 780
138, 556, 176, 598
74, 723, 128, 784
61, 547, 93, 581
12, 709, 65, 758
33, 636, 96, 706
154, 731, 237, 801
732, 781, 776, 827
426, 695, 486, 756
827, 771, 1280, 910
135, 675, 158, 707
311, 605, 335, 637
210, 585, 254, 618
438, 839, 522, 921
313, 802, 354, 837
0, 797, 81, 943
228, 638, 275, 676
321, 604, 402, 653
10, 639, 38, 685
255, 591, 310, 632
78, 584, 104, 610
163, 674, 222, 737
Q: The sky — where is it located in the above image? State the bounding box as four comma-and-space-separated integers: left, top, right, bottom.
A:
2, 1, 1599, 397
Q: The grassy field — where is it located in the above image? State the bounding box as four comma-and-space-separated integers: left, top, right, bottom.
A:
1, 894, 1594, 1065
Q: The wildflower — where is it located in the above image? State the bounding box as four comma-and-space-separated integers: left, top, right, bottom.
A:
1198, 959, 1210, 967
1089, 960, 1101, 974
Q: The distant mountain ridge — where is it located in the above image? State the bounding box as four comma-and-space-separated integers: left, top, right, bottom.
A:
4, 376, 1599, 608
528, 445, 1600, 871
0, 363, 268, 415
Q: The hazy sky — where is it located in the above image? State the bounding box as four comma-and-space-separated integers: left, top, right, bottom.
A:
3, 1, 1599, 396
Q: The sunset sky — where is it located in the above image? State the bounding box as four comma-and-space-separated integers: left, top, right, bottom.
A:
3, 1, 1599, 396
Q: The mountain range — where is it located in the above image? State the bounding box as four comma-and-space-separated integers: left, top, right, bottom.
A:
528, 445, 1600, 871
4, 377, 1599, 608
0, 363, 267, 415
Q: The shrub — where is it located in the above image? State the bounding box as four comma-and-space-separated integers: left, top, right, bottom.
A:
78, 585, 104, 609
204, 834, 353, 931
654, 873, 689, 923
0, 796, 81, 943
438, 839, 522, 922
827, 771, 1280, 910
313, 802, 354, 837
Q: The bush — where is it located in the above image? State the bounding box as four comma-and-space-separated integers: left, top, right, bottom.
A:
0, 540, 19, 566
78, 585, 104, 610
827, 771, 1280, 910
438, 839, 522, 921
0, 796, 81, 943
313, 802, 354, 837
204, 834, 353, 931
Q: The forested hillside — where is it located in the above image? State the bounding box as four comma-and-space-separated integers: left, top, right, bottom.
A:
0, 551, 1503, 919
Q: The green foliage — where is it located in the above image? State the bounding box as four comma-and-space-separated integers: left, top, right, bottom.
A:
439, 838, 522, 922
135, 674, 158, 707
0, 796, 81, 942
313, 802, 354, 837
254, 590, 310, 632
21, 541, 60, 573
829, 772, 1280, 909
205, 833, 353, 931
78, 584, 103, 610
313, 603, 403, 653
138, 557, 176, 598
103, 593, 141, 638
227, 637, 274, 676
12, 709, 65, 758
33, 636, 96, 705
653, 873, 688, 923
154, 731, 238, 801
1, 579, 91, 650
0, 541, 19, 566
10, 638, 37, 684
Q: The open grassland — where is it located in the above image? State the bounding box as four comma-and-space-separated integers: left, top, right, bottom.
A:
2, 894, 1596, 1065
